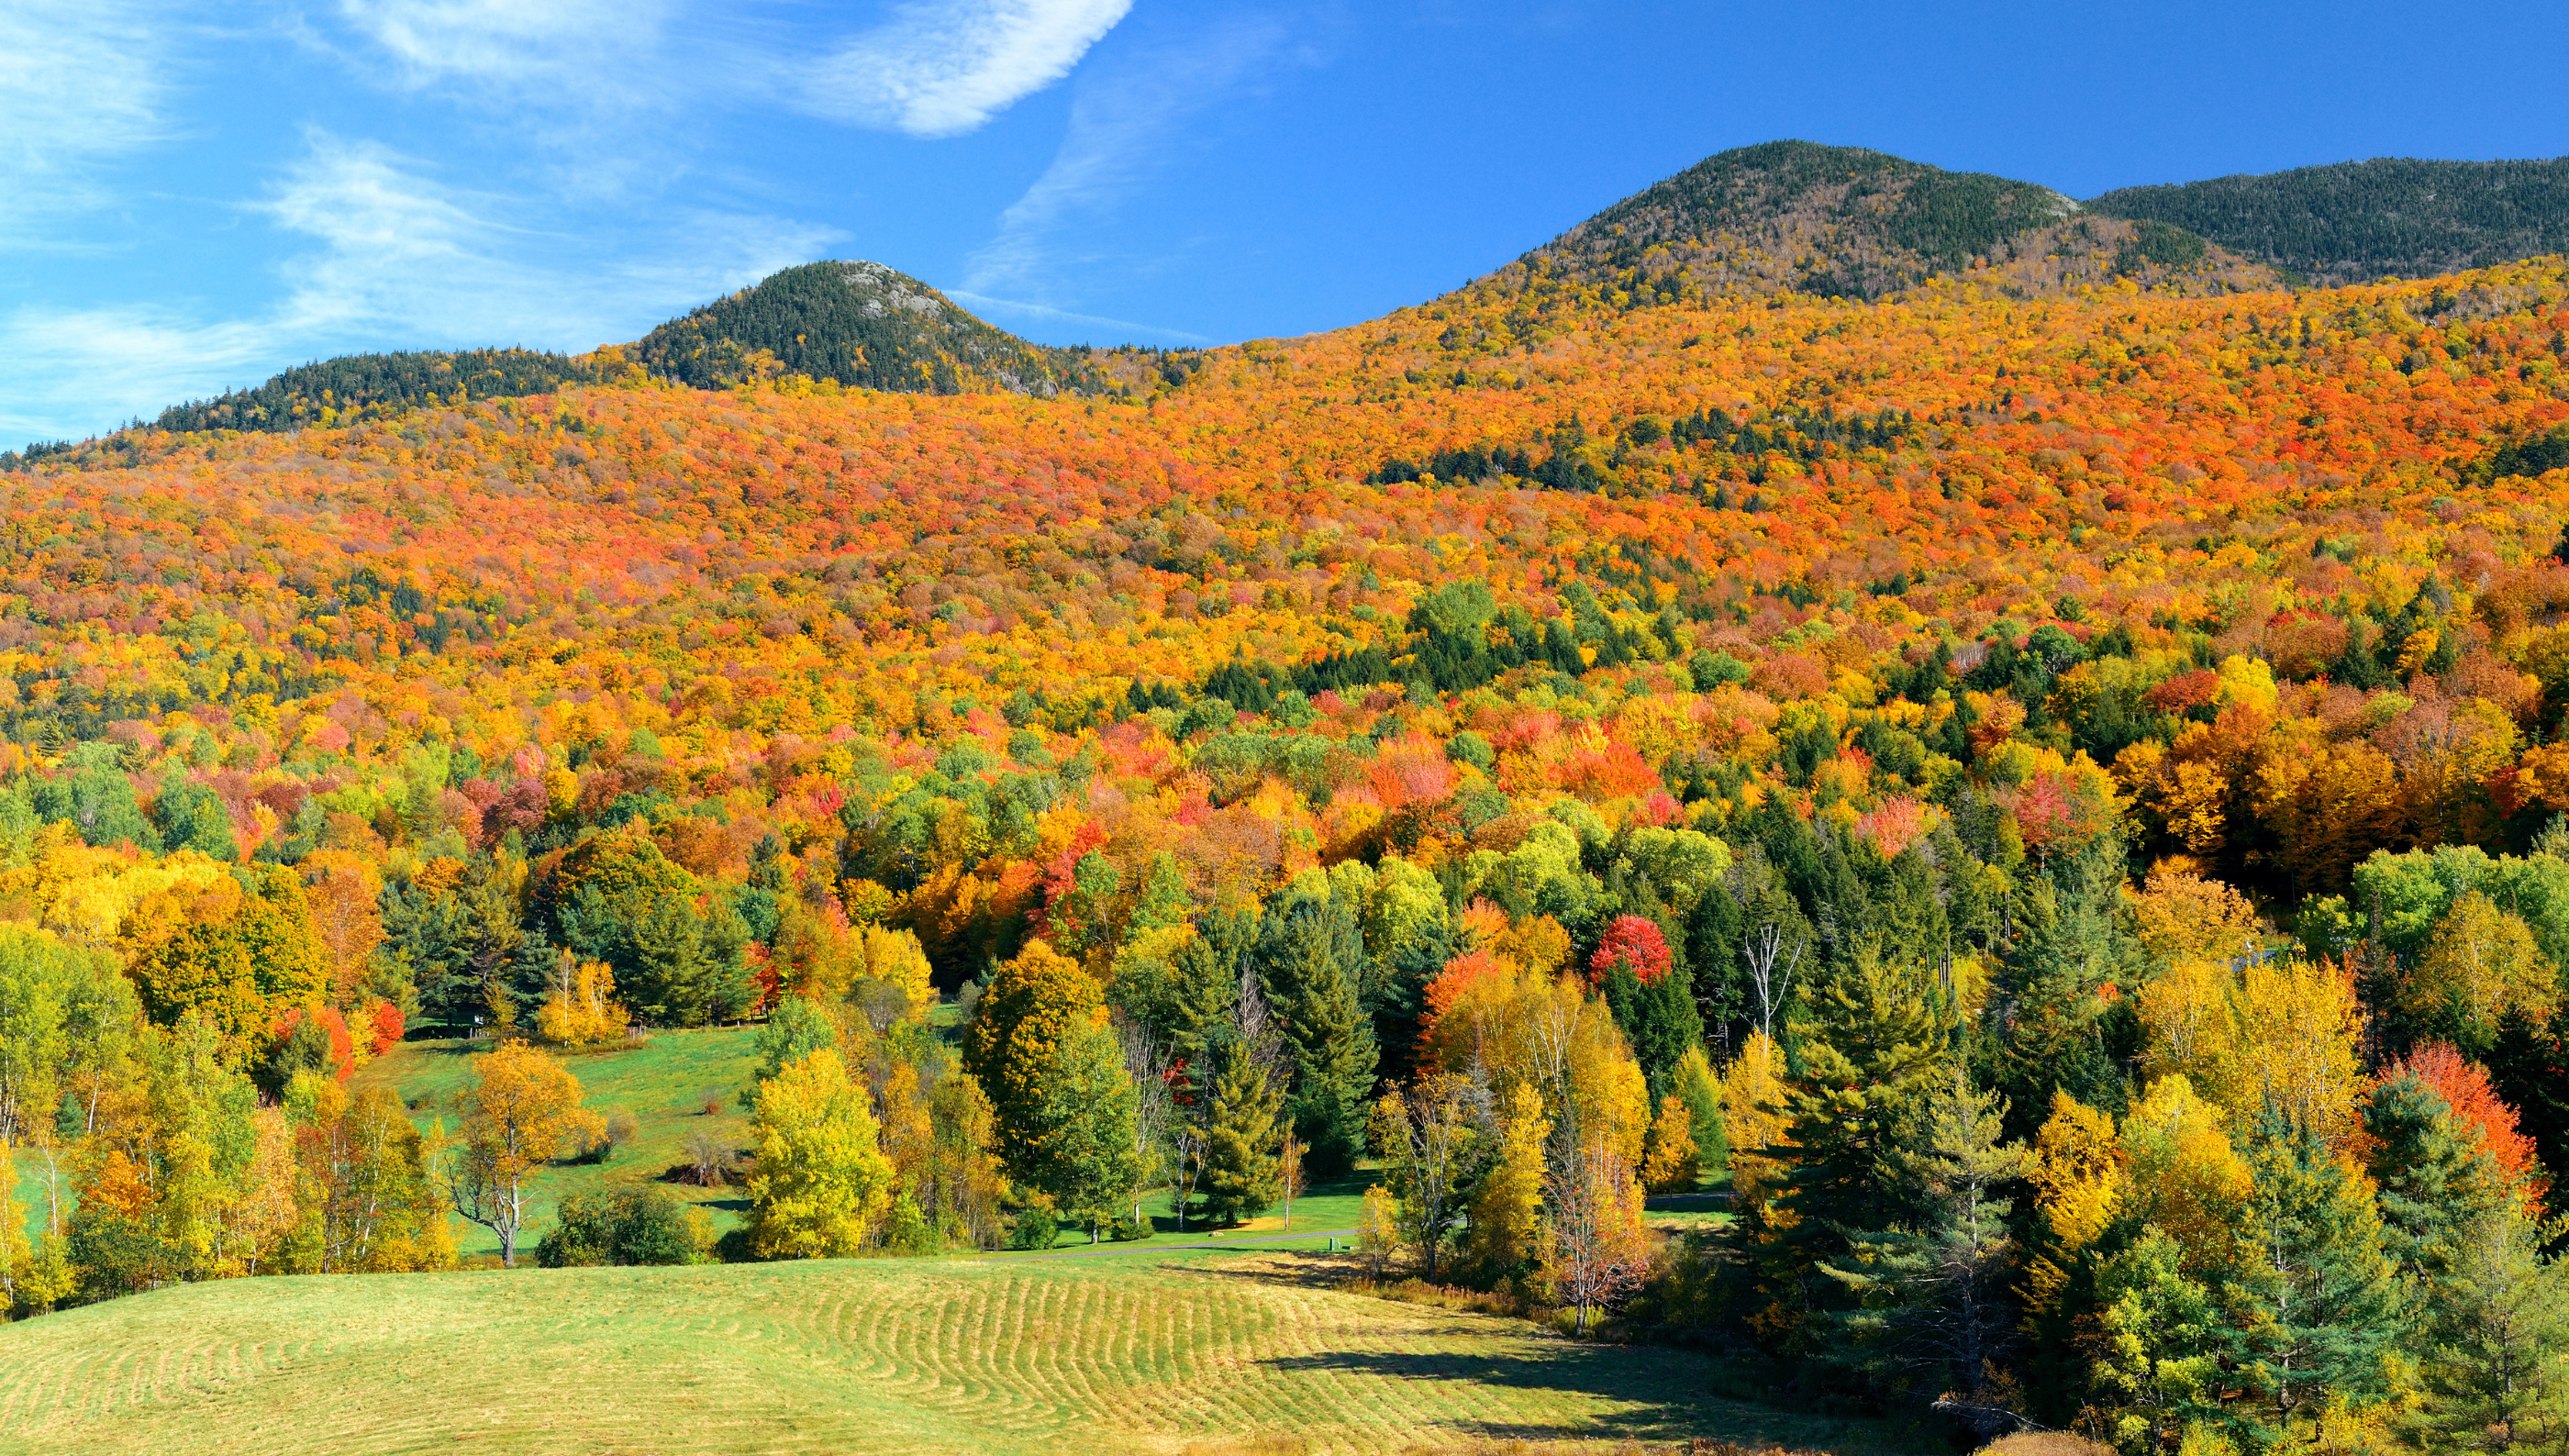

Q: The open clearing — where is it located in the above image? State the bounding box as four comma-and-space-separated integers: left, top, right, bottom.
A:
0, 1249, 1905, 1456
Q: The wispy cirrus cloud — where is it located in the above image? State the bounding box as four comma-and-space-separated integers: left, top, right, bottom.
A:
962, 16, 1281, 322
0, 132, 837, 442
331, 0, 1130, 138
0, 0, 173, 239
332, 0, 684, 95
805, 0, 1134, 138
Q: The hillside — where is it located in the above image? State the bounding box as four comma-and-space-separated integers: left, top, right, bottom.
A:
0, 1252, 1901, 1455
5, 196, 2569, 1449
150, 348, 600, 436
629, 260, 1126, 397
2091, 155, 2569, 286
126, 261, 1157, 450
1485, 139, 2274, 303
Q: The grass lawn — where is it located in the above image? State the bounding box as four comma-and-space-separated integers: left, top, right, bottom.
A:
351, 1028, 763, 1261
0, 1247, 1923, 1455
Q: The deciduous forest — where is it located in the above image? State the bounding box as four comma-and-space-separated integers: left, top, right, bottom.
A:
7, 139, 2569, 1454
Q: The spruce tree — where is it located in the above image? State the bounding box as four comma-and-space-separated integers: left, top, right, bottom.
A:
1257, 889, 1377, 1173
2411, 1210, 2569, 1452
1198, 1043, 1283, 1227
2236, 1105, 2405, 1436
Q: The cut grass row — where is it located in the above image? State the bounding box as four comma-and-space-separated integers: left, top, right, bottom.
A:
0, 1248, 1918, 1456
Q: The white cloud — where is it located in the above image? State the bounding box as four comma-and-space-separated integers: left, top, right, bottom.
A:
334, 0, 678, 92
0, 133, 838, 443
963, 17, 1277, 303
0, 0, 171, 236
806, 0, 1133, 138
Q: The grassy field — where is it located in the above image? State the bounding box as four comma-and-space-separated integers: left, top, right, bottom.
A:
353, 1028, 764, 1260
0, 1247, 1917, 1456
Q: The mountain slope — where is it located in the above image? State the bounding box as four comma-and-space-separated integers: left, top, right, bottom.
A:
1482, 140, 2268, 304
136, 262, 1140, 446
2089, 156, 2569, 286
153, 349, 598, 435
630, 261, 1113, 397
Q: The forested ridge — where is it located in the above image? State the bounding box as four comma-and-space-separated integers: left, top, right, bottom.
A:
118, 261, 1192, 450
2093, 156, 2569, 288
6, 162, 2569, 1453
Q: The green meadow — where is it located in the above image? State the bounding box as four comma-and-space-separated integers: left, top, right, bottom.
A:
0, 1248, 1915, 1456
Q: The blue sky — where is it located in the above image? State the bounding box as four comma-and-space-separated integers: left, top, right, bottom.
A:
8, 0, 2568, 445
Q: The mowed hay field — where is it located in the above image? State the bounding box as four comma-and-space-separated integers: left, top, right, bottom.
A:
0, 1250, 1905, 1456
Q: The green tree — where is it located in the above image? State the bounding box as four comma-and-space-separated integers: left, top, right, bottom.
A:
1256, 880, 1377, 1173
2365, 1070, 2513, 1286
1020, 1017, 1142, 1244
2410, 1210, 2569, 1453
2235, 1106, 2405, 1435
151, 780, 239, 861
536, 1186, 707, 1267
1197, 1043, 1284, 1228
2095, 1228, 2237, 1454
1822, 1071, 2033, 1397
1762, 953, 1957, 1318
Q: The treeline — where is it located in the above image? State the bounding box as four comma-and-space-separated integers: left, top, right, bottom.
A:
153, 350, 600, 435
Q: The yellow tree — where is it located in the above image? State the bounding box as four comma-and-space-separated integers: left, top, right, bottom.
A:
1717, 1030, 1789, 1218
747, 1048, 896, 1259
2403, 891, 2556, 1054
436, 1041, 599, 1267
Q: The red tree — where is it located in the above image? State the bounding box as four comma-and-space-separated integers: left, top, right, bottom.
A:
1588, 915, 1674, 987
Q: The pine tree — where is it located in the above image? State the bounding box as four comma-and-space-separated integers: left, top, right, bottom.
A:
1762, 953, 1958, 1316
2410, 1210, 2569, 1453
2365, 1070, 2512, 1286
1257, 889, 1377, 1173
2236, 1105, 2405, 1436
1820, 1071, 2032, 1397
1197, 1043, 1283, 1228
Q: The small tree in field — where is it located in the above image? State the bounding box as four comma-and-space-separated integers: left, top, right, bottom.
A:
1279, 1131, 1304, 1231
1356, 1184, 1397, 1278
1370, 1071, 1490, 1284
435, 1041, 600, 1267
748, 1048, 895, 1259
1543, 1129, 1652, 1335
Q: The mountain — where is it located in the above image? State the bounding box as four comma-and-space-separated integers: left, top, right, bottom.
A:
138, 261, 1169, 444
1481, 139, 2272, 303
153, 349, 599, 435
2088, 155, 2569, 286
629, 260, 1120, 397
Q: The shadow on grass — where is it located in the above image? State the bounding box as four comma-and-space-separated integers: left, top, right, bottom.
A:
1258, 1344, 1901, 1450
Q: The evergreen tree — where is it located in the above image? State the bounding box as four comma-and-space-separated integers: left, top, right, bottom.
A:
1257, 888, 1377, 1173
1820, 1071, 2032, 1398
1197, 1042, 1283, 1227
2411, 1210, 2569, 1453
1602, 961, 1703, 1100
2365, 1071, 2512, 1286
1760, 954, 1957, 1333
2235, 1105, 2405, 1436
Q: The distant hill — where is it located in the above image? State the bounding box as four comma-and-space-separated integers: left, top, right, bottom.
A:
155, 349, 598, 434
631, 260, 1117, 397
139, 262, 1156, 444
2088, 156, 2569, 286
1483, 140, 2267, 304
